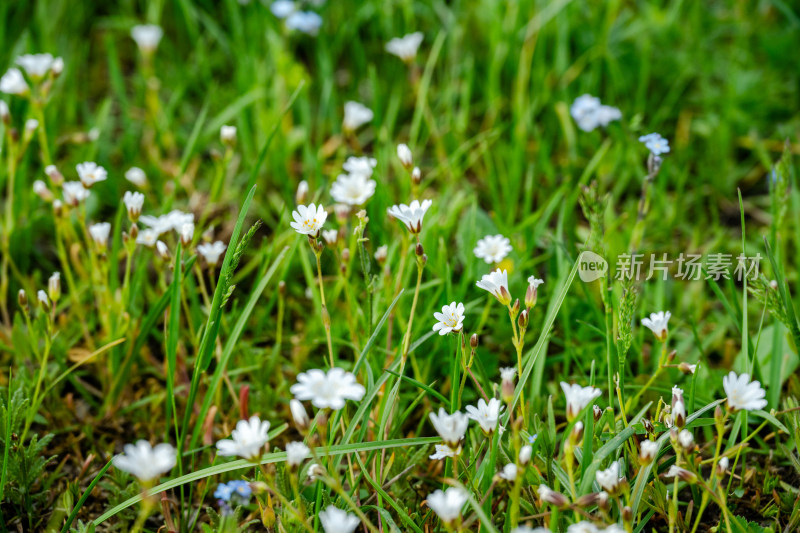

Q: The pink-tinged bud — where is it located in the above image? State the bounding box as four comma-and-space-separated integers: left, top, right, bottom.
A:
574, 493, 599, 508
679, 362, 697, 374
518, 309, 529, 330
239, 385, 250, 420
202, 405, 218, 446
44, 165, 64, 185
662, 465, 696, 483
18, 289, 28, 313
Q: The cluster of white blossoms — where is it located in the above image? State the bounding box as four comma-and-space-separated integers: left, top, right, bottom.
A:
330, 156, 377, 206
1, 53, 63, 96
570, 94, 622, 132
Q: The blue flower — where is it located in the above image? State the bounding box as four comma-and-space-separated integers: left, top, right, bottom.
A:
286, 11, 323, 35
638, 132, 670, 156
528, 433, 538, 444
228, 480, 252, 500
270, 0, 295, 19
214, 483, 234, 502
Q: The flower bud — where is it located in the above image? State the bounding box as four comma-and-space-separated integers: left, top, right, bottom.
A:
642, 418, 654, 434
593, 404, 602, 422
519, 444, 532, 465
673, 399, 686, 429
411, 166, 421, 185
678, 362, 697, 374
156, 240, 170, 260
622, 506, 633, 524
397, 143, 413, 169
48, 272, 61, 303
470, 333, 478, 348
415, 242, 424, 257
341, 248, 350, 263
180, 223, 194, 247
574, 493, 599, 508
717, 456, 729, 477
769, 279, 778, 290
597, 491, 610, 511
18, 289, 28, 313
640, 440, 658, 464
677, 429, 694, 452
666, 350, 676, 363
500, 367, 515, 402
37, 290, 50, 310
518, 309, 529, 330
220, 125, 237, 146
45, 165, 64, 185
295, 180, 309, 205
33, 180, 53, 202
537, 484, 569, 509
0, 101, 9, 124
290, 399, 310, 432
570, 421, 584, 444
374, 245, 387, 264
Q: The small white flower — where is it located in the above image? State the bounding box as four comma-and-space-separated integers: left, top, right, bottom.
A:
125, 167, 147, 187
25, 118, 38, 132
197, 241, 227, 266
641, 310, 671, 341
137, 229, 160, 247
140, 210, 194, 236
429, 443, 460, 460
465, 398, 504, 434
595, 460, 623, 493
560, 382, 602, 421
319, 506, 360, 533
717, 456, 730, 476
16, 53, 55, 78
321, 229, 338, 245
76, 162, 108, 188
216, 415, 271, 460
0, 100, 9, 119
498, 463, 518, 481
286, 11, 323, 35
639, 133, 670, 155
566, 522, 600, 533
723, 371, 767, 411
473, 234, 512, 264
476, 269, 511, 306
512, 527, 552, 533
537, 484, 569, 507
220, 125, 237, 144
500, 367, 516, 382
342, 156, 377, 177
640, 440, 659, 463
525, 276, 544, 308
296, 180, 309, 204
0, 68, 28, 95
432, 301, 465, 335
89, 222, 112, 250
307, 462, 324, 481
385, 32, 424, 62
123, 191, 145, 221
271, 0, 296, 18
429, 408, 469, 447
290, 203, 327, 235
48, 272, 61, 302
285, 441, 310, 467
342, 101, 373, 131
62, 181, 89, 206
387, 199, 432, 234
396, 143, 413, 167
131, 24, 164, 52
290, 398, 310, 430
290, 368, 366, 410
112, 440, 176, 482
330, 172, 376, 206
426, 487, 467, 524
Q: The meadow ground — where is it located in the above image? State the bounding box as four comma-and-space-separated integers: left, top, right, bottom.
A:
1, 1, 799, 532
